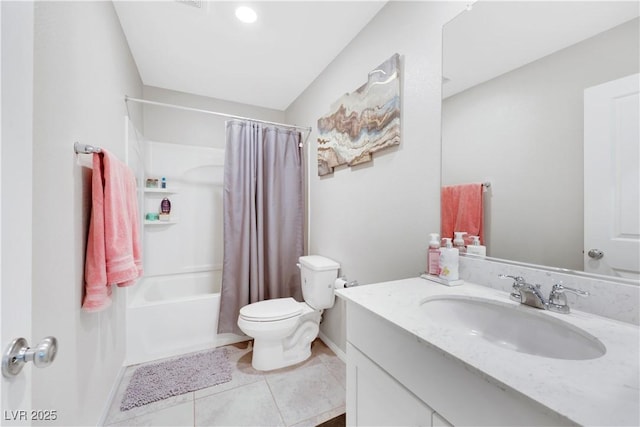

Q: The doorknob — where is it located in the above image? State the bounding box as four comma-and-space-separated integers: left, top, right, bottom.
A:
588, 249, 604, 260
2, 336, 58, 378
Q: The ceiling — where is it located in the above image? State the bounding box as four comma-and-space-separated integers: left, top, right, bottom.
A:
443, 1, 640, 98
114, 1, 387, 111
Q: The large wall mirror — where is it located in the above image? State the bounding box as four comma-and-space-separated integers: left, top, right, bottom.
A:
442, 1, 639, 280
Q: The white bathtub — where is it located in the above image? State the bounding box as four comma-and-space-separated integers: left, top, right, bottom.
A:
125, 270, 245, 365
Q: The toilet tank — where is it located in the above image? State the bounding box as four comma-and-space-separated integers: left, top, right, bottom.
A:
298, 255, 340, 310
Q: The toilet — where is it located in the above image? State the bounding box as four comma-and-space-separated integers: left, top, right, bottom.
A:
237, 255, 340, 371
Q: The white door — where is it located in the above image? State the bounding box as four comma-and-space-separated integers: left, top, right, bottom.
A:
584, 73, 640, 279
1, 1, 34, 421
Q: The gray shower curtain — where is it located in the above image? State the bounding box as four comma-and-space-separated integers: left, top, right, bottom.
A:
218, 120, 304, 335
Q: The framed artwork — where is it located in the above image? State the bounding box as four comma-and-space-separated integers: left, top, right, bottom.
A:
317, 53, 401, 176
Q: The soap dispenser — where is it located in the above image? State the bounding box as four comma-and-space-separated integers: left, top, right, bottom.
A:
453, 231, 467, 254
466, 236, 486, 257
439, 238, 459, 281
427, 233, 441, 275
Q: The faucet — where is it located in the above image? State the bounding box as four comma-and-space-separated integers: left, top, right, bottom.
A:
498, 275, 588, 313
499, 274, 546, 309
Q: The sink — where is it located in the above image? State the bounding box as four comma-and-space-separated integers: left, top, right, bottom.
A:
420, 296, 606, 360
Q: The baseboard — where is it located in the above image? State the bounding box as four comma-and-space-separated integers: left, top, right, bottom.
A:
318, 331, 346, 363
216, 333, 251, 348
123, 334, 250, 366
97, 364, 126, 426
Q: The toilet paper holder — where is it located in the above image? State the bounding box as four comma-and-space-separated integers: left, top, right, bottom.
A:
335, 277, 359, 289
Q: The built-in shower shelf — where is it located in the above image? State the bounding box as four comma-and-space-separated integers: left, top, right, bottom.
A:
144, 220, 178, 226
144, 188, 179, 194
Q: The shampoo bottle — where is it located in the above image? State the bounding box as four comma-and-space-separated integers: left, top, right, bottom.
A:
159, 198, 171, 221
453, 231, 467, 254
439, 238, 459, 281
427, 233, 441, 275
466, 236, 486, 257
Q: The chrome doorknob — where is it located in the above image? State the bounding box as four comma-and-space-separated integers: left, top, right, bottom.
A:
2, 336, 58, 378
588, 249, 604, 260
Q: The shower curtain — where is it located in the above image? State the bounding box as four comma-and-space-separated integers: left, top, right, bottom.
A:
218, 120, 304, 335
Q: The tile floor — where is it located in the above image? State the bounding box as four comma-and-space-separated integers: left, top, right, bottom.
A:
102, 339, 346, 427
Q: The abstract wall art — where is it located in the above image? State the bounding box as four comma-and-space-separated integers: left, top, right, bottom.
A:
317, 53, 401, 176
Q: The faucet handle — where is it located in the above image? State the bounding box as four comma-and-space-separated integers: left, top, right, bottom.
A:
499, 274, 526, 303
547, 281, 588, 314
552, 281, 589, 297
498, 274, 525, 285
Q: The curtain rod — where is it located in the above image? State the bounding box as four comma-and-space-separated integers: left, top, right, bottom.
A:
124, 96, 312, 134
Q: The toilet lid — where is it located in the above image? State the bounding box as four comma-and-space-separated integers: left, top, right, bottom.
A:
239, 297, 304, 321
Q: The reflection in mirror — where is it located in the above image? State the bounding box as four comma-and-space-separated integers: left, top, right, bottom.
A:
442, 1, 639, 280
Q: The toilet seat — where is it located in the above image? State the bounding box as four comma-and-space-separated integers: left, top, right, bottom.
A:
239, 297, 303, 322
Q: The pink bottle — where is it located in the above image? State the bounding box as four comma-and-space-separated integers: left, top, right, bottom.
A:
427, 233, 441, 275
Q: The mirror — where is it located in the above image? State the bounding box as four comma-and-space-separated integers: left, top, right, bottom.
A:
442, 1, 639, 280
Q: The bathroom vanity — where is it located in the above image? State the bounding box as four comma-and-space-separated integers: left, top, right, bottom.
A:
337, 278, 639, 426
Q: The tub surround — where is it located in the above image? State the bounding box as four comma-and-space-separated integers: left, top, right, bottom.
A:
459, 255, 640, 325
126, 140, 235, 365
337, 278, 639, 426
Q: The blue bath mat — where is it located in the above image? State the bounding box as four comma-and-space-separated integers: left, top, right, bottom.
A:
120, 347, 232, 411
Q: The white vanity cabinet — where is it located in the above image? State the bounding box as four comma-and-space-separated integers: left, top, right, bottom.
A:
347, 343, 439, 426
431, 412, 453, 427
344, 300, 571, 427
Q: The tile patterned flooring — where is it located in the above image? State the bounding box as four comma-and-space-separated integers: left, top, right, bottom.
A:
103, 339, 346, 427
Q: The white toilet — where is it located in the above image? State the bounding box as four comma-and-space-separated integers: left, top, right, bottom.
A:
237, 255, 340, 371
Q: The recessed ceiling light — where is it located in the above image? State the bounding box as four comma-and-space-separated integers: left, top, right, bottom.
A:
235, 6, 257, 24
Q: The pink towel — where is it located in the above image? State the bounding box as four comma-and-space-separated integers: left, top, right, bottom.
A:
441, 183, 484, 245
82, 150, 142, 312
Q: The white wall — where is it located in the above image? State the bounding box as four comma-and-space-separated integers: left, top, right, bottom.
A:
32, 2, 142, 425
442, 18, 639, 271
285, 2, 467, 352
141, 85, 286, 149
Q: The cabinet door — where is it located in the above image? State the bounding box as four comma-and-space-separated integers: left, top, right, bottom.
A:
347, 343, 433, 426
432, 411, 453, 427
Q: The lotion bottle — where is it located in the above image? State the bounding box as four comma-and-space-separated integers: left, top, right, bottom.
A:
439, 238, 459, 281
427, 233, 441, 275
466, 236, 486, 257
453, 231, 467, 254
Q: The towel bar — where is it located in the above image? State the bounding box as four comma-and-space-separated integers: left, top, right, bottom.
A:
74, 142, 102, 154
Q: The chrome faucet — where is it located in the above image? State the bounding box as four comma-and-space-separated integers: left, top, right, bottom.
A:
500, 274, 546, 309
498, 275, 588, 313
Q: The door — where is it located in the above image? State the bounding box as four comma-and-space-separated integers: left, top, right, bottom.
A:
584, 73, 640, 279
1, 1, 34, 420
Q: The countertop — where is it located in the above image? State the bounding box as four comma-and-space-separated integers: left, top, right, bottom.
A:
336, 277, 640, 426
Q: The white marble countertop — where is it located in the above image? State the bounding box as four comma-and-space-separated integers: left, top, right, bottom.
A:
337, 277, 640, 426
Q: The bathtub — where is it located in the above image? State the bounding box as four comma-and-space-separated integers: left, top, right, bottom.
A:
125, 270, 246, 365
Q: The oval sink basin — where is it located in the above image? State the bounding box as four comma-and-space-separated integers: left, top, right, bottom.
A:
420, 296, 606, 360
